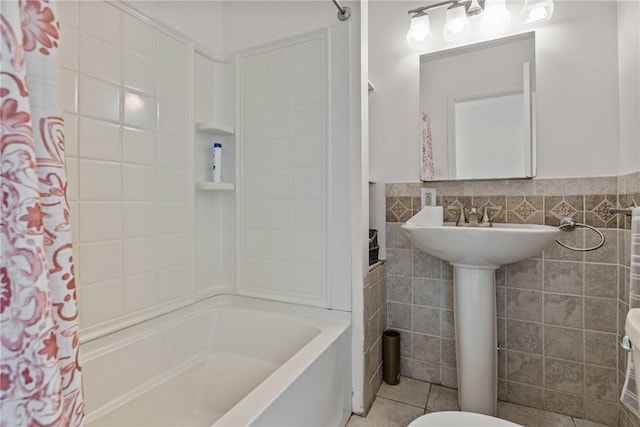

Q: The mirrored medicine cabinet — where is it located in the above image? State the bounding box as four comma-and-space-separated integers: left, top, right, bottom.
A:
419, 32, 536, 181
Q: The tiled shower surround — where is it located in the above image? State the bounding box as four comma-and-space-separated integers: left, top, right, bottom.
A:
60, 1, 191, 334
384, 173, 640, 426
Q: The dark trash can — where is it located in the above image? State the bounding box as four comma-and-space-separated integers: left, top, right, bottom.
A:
383, 329, 400, 385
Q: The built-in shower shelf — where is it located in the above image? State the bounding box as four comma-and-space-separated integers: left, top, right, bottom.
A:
195, 122, 235, 135
196, 182, 235, 191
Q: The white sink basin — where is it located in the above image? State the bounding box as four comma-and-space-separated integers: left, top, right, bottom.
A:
402, 216, 560, 416
401, 222, 560, 267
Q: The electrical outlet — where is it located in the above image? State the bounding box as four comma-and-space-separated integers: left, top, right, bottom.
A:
421, 188, 437, 208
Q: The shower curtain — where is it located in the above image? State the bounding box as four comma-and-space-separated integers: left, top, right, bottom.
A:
1, 1, 84, 425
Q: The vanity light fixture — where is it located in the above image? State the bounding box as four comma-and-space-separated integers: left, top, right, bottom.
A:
406, 0, 554, 48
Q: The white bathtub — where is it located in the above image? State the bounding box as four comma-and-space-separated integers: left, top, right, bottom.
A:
81, 295, 352, 426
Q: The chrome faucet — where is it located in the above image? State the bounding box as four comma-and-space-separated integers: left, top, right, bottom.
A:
449, 205, 502, 227
466, 207, 480, 226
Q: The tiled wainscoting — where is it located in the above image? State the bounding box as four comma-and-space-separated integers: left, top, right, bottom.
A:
384, 173, 640, 426
363, 262, 388, 414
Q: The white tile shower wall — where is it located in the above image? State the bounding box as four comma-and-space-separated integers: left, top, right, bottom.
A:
238, 34, 328, 307
60, 1, 193, 336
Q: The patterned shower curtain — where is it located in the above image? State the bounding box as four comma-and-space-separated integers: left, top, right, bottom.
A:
1, 1, 84, 425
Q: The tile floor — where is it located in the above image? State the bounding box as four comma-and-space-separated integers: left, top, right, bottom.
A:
347, 378, 614, 427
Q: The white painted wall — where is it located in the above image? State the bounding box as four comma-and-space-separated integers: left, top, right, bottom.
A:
369, 0, 620, 258
129, 1, 224, 52
618, 0, 640, 175
222, 1, 353, 53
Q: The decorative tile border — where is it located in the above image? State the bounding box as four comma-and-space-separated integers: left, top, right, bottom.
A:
386, 176, 640, 230
386, 176, 619, 198
386, 193, 628, 229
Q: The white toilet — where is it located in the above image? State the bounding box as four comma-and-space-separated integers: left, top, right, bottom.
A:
408, 411, 522, 426
626, 309, 640, 365
625, 309, 640, 412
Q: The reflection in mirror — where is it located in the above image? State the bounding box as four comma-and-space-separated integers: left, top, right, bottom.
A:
420, 32, 536, 181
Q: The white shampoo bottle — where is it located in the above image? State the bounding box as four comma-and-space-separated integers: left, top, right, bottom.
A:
212, 142, 222, 182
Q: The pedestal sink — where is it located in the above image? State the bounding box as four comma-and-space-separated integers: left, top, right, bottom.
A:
402, 220, 560, 416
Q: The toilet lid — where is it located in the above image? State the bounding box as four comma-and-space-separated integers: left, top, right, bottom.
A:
408, 411, 522, 427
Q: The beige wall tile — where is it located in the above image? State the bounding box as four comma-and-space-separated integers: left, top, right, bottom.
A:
544, 229, 585, 262
440, 339, 456, 368
584, 297, 617, 332
388, 302, 411, 331
545, 358, 583, 395
544, 294, 583, 328
585, 263, 618, 298
534, 177, 617, 196
584, 398, 619, 426
398, 330, 411, 358
507, 320, 542, 354
387, 249, 412, 276
413, 278, 442, 308
442, 310, 455, 339
506, 382, 544, 409
584, 365, 617, 402
412, 361, 440, 383
544, 261, 584, 294
413, 251, 442, 279
388, 275, 412, 304
507, 259, 543, 290
584, 331, 617, 367
544, 326, 583, 362
507, 351, 543, 387
507, 289, 543, 322
413, 306, 440, 336
412, 334, 441, 365
585, 230, 618, 264
543, 389, 584, 418
386, 223, 411, 249
497, 286, 507, 317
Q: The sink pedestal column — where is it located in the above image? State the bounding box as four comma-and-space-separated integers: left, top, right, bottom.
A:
452, 264, 498, 416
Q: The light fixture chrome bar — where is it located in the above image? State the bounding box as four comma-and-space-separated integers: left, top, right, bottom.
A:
408, 0, 462, 15
331, 0, 351, 21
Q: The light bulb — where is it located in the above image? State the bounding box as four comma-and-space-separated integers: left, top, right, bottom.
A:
443, 3, 471, 42
481, 0, 511, 35
406, 12, 432, 49
521, 0, 554, 24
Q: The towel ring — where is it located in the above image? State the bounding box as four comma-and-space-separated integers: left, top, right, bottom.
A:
555, 217, 605, 252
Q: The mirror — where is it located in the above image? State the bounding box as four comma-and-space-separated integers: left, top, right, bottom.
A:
420, 32, 536, 181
